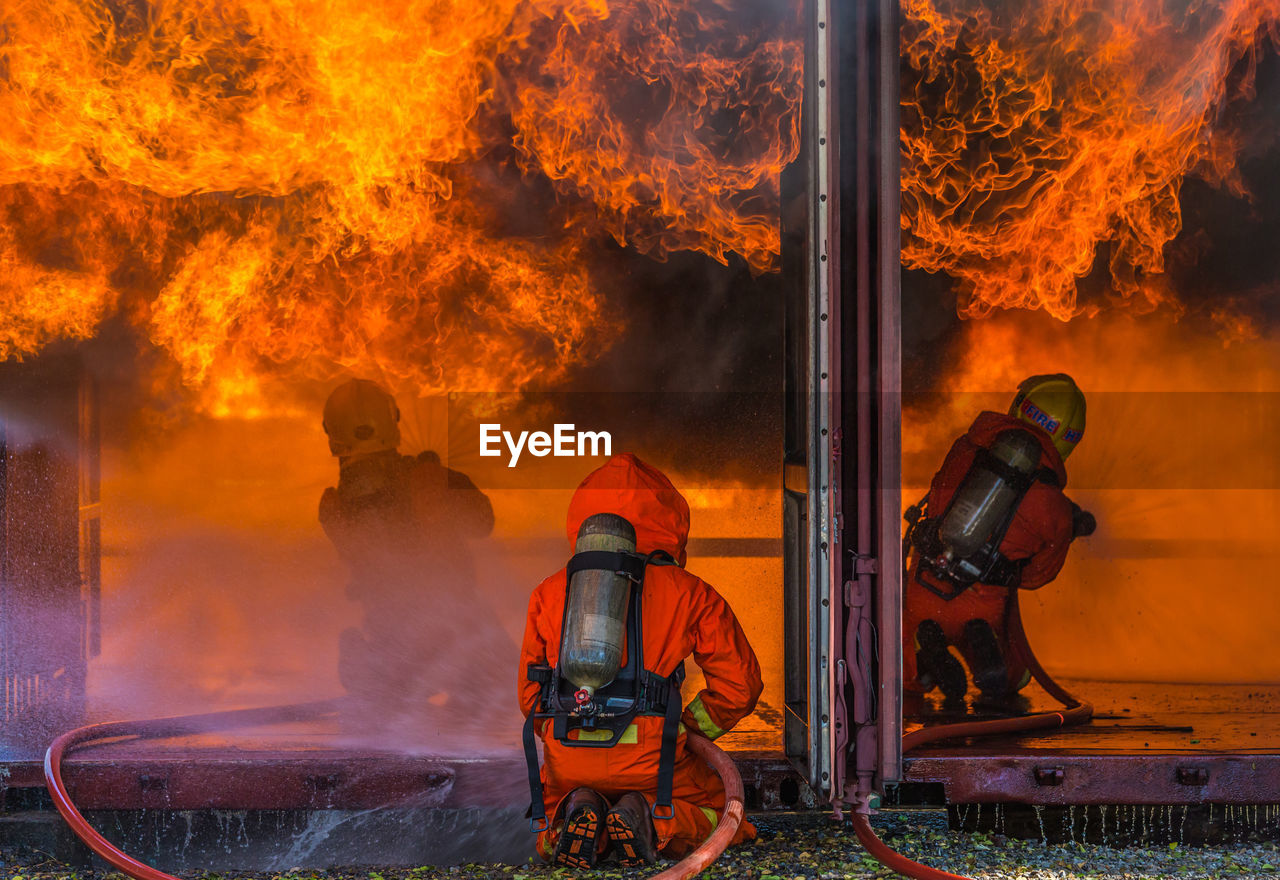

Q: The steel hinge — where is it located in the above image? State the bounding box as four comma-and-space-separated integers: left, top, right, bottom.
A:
853, 554, 878, 575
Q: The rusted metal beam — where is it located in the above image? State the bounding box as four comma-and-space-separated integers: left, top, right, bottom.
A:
2, 750, 808, 813
3, 751, 468, 811
904, 752, 1280, 805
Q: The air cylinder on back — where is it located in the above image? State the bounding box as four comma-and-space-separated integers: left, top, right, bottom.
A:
560, 513, 636, 699
938, 429, 1042, 563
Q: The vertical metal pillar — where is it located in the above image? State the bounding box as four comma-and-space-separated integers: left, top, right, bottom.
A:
784, 0, 901, 805
831, 0, 902, 807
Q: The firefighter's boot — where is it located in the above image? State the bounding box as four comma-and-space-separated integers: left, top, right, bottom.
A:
915, 620, 967, 701
964, 618, 1010, 700
606, 791, 659, 866
553, 788, 610, 869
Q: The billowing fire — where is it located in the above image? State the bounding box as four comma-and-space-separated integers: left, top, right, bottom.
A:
901, 0, 1280, 320
7, 0, 1277, 713
900, 0, 1280, 685
507, 1, 802, 273
0, 0, 802, 413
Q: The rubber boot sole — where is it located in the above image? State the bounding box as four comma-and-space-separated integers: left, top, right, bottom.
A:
553, 804, 604, 870
606, 810, 657, 867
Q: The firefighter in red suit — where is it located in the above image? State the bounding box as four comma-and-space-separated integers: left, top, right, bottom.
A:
904, 374, 1095, 703
319, 379, 501, 728
519, 454, 762, 868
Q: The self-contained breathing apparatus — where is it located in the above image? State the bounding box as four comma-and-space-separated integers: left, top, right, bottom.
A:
523, 513, 686, 832
904, 429, 1059, 600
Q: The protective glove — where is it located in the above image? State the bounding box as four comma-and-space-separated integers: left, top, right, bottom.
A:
1070, 502, 1097, 538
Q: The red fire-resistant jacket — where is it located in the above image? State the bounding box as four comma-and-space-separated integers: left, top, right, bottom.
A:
519, 454, 762, 858
904, 412, 1076, 691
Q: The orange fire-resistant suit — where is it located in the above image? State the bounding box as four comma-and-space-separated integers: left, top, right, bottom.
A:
519, 454, 763, 859
904, 412, 1076, 694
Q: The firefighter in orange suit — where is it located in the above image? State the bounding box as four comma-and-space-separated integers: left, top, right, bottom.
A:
904, 374, 1095, 703
519, 454, 762, 868
320, 379, 499, 724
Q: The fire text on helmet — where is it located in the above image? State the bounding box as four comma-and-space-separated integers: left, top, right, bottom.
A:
479, 424, 612, 468
1018, 399, 1060, 435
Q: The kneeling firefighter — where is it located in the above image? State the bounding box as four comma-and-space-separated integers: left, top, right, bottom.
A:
903, 373, 1097, 703
520, 454, 762, 868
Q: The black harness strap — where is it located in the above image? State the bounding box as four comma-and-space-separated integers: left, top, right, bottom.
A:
524, 548, 683, 831
906, 439, 1061, 599
564, 549, 649, 583
523, 710, 548, 831
636, 551, 681, 820
652, 666, 685, 819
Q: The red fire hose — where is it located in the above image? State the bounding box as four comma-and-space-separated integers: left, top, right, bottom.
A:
849, 812, 971, 880
46, 702, 743, 880
852, 589, 1093, 879
650, 731, 745, 880
662, 594, 1092, 880
46, 592, 1083, 880
903, 591, 1093, 752
44, 701, 341, 880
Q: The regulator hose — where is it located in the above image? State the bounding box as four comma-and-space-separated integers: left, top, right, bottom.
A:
44, 700, 341, 880
649, 731, 745, 880
854, 589, 1094, 880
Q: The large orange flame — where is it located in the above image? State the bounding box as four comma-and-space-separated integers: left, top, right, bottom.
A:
901, 0, 1280, 319
506, 1, 802, 273
0, 0, 802, 411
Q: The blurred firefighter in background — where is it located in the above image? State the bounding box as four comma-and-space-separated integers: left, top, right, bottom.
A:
320, 378, 505, 733
903, 373, 1096, 705
520, 454, 762, 868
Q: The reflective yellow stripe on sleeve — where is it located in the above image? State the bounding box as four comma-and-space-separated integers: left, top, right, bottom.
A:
687, 695, 727, 740
699, 806, 719, 830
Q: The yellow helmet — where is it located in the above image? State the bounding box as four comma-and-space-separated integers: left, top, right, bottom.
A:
322, 379, 401, 458
1009, 373, 1086, 460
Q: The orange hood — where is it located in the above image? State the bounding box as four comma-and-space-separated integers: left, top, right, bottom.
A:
566, 454, 691, 566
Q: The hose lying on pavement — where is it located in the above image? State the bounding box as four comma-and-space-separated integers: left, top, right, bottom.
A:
46, 589, 1083, 880
850, 812, 970, 880
904, 590, 1093, 751
854, 589, 1094, 880
47, 703, 742, 880
44, 701, 341, 880
649, 731, 745, 880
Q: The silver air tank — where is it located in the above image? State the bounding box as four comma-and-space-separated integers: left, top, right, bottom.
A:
560, 513, 636, 700
938, 429, 1042, 565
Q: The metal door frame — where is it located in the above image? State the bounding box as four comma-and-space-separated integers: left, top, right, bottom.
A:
783, 0, 901, 807
829, 0, 902, 808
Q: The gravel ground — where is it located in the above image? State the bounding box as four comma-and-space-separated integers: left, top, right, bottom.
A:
3, 811, 1279, 880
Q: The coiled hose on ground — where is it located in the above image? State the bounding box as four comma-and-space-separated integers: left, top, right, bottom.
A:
45, 704, 744, 880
